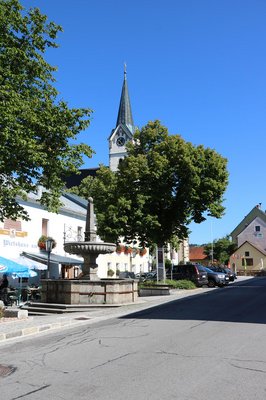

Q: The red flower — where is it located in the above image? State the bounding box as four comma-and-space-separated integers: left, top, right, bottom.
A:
124, 246, 133, 254
116, 245, 125, 253
139, 248, 147, 256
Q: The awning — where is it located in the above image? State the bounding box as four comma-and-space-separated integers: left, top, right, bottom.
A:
21, 251, 83, 266
13, 255, 47, 270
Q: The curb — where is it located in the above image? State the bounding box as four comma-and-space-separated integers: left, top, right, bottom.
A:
0, 315, 92, 342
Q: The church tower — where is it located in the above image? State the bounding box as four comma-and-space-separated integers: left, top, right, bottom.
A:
109, 64, 135, 171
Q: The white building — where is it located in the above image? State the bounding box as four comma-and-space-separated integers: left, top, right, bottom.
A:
0, 189, 150, 284
0, 190, 85, 286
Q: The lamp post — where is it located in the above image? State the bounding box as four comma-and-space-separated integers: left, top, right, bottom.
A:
45, 238, 53, 279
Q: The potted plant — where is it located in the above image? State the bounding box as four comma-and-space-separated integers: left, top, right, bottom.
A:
107, 268, 115, 277
124, 246, 133, 255
37, 235, 56, 251
116, 245, 125, 254
139, 247, 147, 257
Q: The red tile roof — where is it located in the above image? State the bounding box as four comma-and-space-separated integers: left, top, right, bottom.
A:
189, 246, 208, 261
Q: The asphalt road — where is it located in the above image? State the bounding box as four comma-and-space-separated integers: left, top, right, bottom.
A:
1, 277, 266, 400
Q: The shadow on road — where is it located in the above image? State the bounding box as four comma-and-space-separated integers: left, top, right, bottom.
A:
121, 277, 266, 325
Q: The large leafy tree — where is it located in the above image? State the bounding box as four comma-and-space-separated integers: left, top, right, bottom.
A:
0, 0, 93, 221
71, 120, 229, 248
204, 235, 238, 265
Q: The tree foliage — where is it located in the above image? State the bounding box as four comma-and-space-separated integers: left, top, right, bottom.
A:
0, 0, 93, 221
204, 235, 238, 265
70, 120, 229, 247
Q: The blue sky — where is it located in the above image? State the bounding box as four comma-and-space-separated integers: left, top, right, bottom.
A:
21, 0, 266, 245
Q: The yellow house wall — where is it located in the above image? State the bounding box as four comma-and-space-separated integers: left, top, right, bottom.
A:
230, 242, 266, 274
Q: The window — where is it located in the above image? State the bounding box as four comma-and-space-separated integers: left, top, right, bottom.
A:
242, 258, 253, 266
42, 219, 48, 236
255, 226, 261, 232
245, 251, 249, 257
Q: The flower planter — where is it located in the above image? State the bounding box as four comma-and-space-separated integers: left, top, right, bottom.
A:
116, 245, 125, 254
37, 235, 56, 251
138, 286, 170, 296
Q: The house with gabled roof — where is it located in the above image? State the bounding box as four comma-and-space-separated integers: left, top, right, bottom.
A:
229, 204, 266, 275
189, 246, 209, 265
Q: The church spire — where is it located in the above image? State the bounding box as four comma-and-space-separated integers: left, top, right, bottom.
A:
116, 63, 135, 134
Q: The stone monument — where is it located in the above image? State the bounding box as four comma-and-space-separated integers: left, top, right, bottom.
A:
41, 198, 138, 304
64, 197, 116, 280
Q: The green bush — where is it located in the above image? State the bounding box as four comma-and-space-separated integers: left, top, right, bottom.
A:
139, 279, 196, 290
140, 280, 158, 287
165, 258, 172, 269
164, 279, 196, 289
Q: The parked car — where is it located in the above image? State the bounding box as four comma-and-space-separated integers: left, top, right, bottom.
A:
203, 267, 229, 287
208, 266, 236, 282
119, 271, 136, 279
135, 272, 151, 280
166, 263, 208, 287
143, 271, 157, 281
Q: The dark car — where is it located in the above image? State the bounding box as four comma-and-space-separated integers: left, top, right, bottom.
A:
166, 263, 208, 287
209, 266, 236, 282
204, 267, 229, 287
143, 271, 157, 281
119, 271, 136, 279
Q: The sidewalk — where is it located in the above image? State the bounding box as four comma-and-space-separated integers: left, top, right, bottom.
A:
0, 276, 252, 343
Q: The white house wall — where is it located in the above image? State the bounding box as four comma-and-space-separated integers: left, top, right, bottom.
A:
0, 202, 86, 283
97, 251, 150, 278
0, 197, 150, 279
238, 217, 266, 252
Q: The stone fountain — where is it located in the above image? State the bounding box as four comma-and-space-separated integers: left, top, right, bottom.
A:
64, 197, 116, 280
41, 198, 138, 305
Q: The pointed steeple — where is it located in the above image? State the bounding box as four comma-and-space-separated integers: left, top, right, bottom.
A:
116, 63, 135, 134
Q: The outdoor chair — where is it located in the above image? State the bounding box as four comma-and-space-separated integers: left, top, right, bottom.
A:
7, 289, 19, 306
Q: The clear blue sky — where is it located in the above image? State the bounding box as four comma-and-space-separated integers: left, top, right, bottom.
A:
21, 0, 266, 245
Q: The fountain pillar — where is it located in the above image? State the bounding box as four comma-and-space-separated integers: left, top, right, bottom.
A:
64, 197, 116, 280
82, 254, 98, 280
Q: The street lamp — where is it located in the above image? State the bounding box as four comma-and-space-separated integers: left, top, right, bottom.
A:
45, 238, 53, 279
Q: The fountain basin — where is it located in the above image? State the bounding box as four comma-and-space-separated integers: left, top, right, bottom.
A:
41, 278, 139, 304
64, 241, 117, 281
64, 241, 116, 256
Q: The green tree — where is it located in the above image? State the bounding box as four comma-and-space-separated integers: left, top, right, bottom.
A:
0, 0, 93, 221
204, 235, 238, 265
71, 120, 229, 248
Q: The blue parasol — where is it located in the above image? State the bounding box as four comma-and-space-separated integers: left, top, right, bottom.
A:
0, 256, 39, 304
12, 270, 38, 278
0, 255, 30, 275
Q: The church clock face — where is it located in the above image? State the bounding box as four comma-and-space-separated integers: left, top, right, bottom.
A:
116, 136, 125, 147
